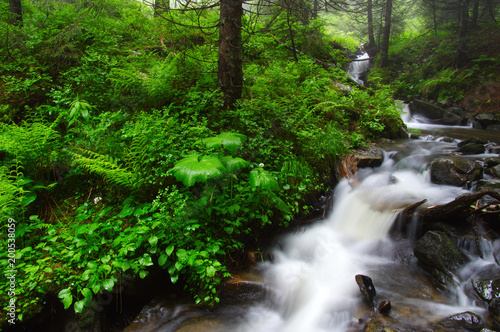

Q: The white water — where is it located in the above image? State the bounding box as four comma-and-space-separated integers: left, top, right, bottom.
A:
234, 148, 477, 331
348, 53, 371, 85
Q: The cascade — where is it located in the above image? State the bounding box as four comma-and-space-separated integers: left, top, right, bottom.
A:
125, 109, 500, 331
348, 52, 371, 85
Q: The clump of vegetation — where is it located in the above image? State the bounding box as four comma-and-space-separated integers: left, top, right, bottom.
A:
0, 0, 404, 327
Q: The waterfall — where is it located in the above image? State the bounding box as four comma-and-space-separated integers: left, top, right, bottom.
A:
348, 52, 371, 85
234, 152, 471, 332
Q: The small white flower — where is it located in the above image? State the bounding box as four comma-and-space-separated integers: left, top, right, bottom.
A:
94, 197, 102, 204
259, 163, 264, 168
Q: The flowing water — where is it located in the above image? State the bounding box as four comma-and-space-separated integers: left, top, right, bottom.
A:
348, 53, 371, 85
126, 107, 500, 331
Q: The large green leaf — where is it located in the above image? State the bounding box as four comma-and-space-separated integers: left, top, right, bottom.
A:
249, 168, 279, 191
220, 156, 249, 173
172, 155, 226, 186
201, 132, 247, 151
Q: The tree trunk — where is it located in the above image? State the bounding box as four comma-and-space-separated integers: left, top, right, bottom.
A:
457, 0, 469, 67
470, 0, 479, 28
379, 0, 392, 67
367, 0, 377, 56
218, 0, 243, 109
9, 0, 22, 26
432, 0, 438, 34
487, 0, 497, 22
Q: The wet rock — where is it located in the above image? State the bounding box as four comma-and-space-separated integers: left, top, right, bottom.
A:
409, 100, 447, 121
430, 157, 481, 187
486, 124, 500, 131
487, 146, 500, 155
484, 157, 500, 168
363, 313, 406, 332
489, 298, 500, 329
457, 143, 486, 155
414, 231, 469, 293
355, 274, 377, 306
377, 300, 392, 314
432, 311, 484, 331
219, 272, 266, 307
458, 138, 489, 147
353, 146, 384, 168
409, 100, 467, 126
475, 113, 497, 128
486, 165, 500, 178
473, 278, 500, 302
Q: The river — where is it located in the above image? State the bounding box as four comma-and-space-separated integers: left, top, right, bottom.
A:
125, 107, 500, 332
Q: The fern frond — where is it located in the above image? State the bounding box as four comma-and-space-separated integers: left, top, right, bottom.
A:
71, 149, 142, 189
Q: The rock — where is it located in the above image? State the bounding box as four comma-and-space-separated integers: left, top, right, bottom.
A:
458, 138, 488, 147
432, 311, 484, 331
409, 100, 446, 121
484, 157, 500, 168
489, 298, 500, 329
355, 274, 377, 306
362, 313, 404, 332
430, 157, 481, 187
354, 146, 384, 168
487, 146, 500, 154
457, 143, 486, 155
446, 106, 466, 118
473, 278, 500, 302
219, 273, 266, 307
486, 124, 500, 131
377, 300, 392, 314
443, 111, 466, 126
414, 231, 469, 293
475, 113, 497, 128
486, 165, 500, 178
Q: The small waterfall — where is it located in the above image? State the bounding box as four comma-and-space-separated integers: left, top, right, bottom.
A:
235, 153, 471, 332
348, 52, 371, 85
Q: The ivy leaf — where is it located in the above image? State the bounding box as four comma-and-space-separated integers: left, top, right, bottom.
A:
249, 168, 279, 191
158, 254, 168, 266
201, 132, 247, 151
58, 289, 73, 309
206, 266, 217, 277
82, 288, 92, 301
148, 236, 158, 246
165, 245, 174, 256
171, 155, 226, 187
103, 279, 114, 292
74, 300, 85, 313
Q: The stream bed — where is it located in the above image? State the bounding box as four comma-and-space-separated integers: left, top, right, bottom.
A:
125, 112, 500, 332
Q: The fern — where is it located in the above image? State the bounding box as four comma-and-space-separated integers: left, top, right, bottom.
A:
71, 148, 142, 189
0, 120, 62, 182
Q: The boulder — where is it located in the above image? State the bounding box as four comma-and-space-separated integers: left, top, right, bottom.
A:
486, 165, 500, 178
490, 298, 500, 329
409, 100, 468, 125
430, 157, 482, 187
432, 311, 484, 331
354, 145, 384, 168
486, 124, 500, 131
414, 231, 469, 293
409, 100, 446, 121
472, 278, 500, 302
475, 113, 497, 128
457, 143, 486, 155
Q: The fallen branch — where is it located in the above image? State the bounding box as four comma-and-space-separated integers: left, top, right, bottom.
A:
398, 190, 500, 225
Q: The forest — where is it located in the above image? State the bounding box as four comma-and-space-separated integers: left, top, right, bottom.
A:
1, 0, 499, 330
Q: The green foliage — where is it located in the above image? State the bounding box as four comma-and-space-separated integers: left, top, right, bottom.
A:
71, 148, 142, 189
0, 0, 410, 325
